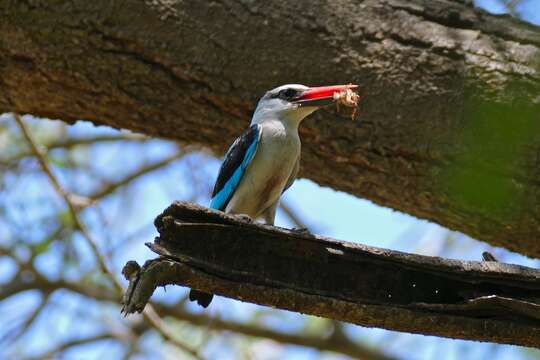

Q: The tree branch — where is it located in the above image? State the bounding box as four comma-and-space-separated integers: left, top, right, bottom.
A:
279, 200, 312, 231
0, 272, 394, 359
15, 114, 113, 277
14, 115, 204, 359
0, 293, 50, 346
0, 134, 147, 165
1, 0, 540, 256
87, 151, 184, 201
151, 302, 396, 360
23, 333, 115, 360
122, 202, 540, 348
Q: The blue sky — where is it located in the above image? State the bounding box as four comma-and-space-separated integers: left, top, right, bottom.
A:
476, 0, 540, 24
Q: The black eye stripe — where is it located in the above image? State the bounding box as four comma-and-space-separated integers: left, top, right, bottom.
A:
277, 88, 298, 100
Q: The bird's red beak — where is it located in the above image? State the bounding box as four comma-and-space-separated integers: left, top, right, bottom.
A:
293, 84, 358, 107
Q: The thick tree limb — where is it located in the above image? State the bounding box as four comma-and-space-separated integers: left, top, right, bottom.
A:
122, 202, 540, 348
1, 1, 540, 257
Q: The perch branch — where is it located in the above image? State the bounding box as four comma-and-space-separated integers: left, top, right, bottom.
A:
122, 201, 540, 348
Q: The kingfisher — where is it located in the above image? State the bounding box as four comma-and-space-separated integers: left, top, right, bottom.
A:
190, 83, 358, 307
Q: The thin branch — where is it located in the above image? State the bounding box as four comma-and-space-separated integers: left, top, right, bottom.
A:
8, 117, 390, 359
1, 274, 393, 360
22, 333, 115, 360
87, 152, 184, 201
152, 303, 396, 360
121, 343, 141, 360
45, 134, 148, 148
13, 114, 203, 359
279, 200, 311, 230
499, 0, 521, 17
14, 114, 113, 280
0, 134, 148, 165
143, 305, 204, 360
0, 293, 50, 346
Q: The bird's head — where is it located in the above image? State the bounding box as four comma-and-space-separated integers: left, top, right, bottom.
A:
251, 83, 358, 127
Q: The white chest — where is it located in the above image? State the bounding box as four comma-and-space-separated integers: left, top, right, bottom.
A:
225, 120, 300, 217
258, 121, 300, 168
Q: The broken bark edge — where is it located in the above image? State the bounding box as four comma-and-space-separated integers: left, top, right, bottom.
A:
121, 256, 540, 347
120, 201, 540, 348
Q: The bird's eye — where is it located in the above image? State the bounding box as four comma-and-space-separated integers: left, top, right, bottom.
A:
279, 88, 297, 99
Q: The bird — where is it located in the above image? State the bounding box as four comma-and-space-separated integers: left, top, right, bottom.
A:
189, 83, 358, 308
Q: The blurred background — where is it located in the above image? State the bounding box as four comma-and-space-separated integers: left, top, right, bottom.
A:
1, 1, 540, 359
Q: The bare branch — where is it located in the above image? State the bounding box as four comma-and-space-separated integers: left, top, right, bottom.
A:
44, 134, 147, 149
143, 305, 204, 360
14, 114, 113, 279
22, 333, 115, 360
0, 134, 148, 165
14, 114, 204, 358
122, 202, 540, 348
0, 270, 393, 359
0, 293, 50, 346
152, 303, 396, 360
87, 151, 184, 201
279, 200, 311, 231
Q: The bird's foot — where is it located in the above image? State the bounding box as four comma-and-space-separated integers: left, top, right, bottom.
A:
232, 214, 253, 223
291, 227, 311, 235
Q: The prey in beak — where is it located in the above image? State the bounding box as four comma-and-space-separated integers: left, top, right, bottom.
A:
293, 84, 359, 108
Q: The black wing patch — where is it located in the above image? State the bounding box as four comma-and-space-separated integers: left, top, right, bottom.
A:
210, 124, 261, 210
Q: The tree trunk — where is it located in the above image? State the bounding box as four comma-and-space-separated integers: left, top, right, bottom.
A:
1, 0, 539, 256
121, 202, 540, 347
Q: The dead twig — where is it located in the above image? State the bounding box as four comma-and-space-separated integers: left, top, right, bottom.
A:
14, 114, 203, 360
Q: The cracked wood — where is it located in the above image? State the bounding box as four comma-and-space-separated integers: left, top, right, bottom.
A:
122, 202, 540, 348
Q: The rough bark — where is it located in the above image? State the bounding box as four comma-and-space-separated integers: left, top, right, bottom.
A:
1, 1, 540, 256
122, 202, 540, 348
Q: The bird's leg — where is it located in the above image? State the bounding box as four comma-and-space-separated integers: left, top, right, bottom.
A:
261, 201, 278, 226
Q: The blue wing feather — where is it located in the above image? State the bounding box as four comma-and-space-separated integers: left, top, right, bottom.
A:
210, 124, 261, 211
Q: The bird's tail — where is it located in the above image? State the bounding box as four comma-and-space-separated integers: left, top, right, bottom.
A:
189, 289, 213, 308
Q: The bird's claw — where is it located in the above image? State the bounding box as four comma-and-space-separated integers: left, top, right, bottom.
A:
292, 227, 311, 235
232, 214, 253, 223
